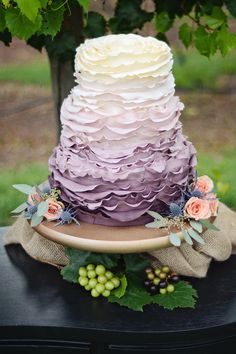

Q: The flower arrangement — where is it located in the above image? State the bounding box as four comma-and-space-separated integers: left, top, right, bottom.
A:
11, 184, 79, 227
145, 175, 220, 247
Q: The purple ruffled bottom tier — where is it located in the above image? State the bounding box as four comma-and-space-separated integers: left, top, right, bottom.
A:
49, 128, 197, 226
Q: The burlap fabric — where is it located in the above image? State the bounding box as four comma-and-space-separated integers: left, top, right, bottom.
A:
3, 202, 236, 277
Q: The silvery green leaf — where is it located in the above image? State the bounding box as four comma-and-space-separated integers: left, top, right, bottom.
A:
187, 228, 205, 245
145, 219, 167, 229
31, 214, 43, 227
35, 185, 43, 196
11, 202, 28, 214
190, 220, 203, 233
182, 229, 193, 245
169, 233, 181, 247
12, 184, 33, 195
147, 210, 163, 220
199, 219, 220, 231
37, 200, 49, 217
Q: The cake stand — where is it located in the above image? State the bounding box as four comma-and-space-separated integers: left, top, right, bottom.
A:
34, 220, 190, 253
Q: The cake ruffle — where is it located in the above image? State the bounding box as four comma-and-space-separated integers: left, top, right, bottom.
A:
49, 129, 197, 226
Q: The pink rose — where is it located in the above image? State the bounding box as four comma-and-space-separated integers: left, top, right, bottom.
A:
205, 193, 219, 217
28, 193, 43, 206
184, 197, 211, 220
195, 175, 214, 194
44, 198, 64, 220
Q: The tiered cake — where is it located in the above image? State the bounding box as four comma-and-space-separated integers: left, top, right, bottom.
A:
49, 34, 197, 226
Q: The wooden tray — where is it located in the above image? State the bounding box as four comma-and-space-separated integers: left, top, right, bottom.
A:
34, 220, 187, 253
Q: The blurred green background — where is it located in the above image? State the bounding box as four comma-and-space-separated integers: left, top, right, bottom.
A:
0, 43, 236, 225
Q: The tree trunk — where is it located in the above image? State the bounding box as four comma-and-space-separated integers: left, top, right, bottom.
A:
47, 2, 84, 140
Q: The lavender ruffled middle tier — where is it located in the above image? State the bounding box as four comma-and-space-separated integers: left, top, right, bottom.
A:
49, 95, 197, 226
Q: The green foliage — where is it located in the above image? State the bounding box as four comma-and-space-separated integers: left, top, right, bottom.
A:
151, 281, 198, 310
109, 0, 153, 33
111, 274, 127, 299
0, 0, 236, 57
84, 12, 106, 38
61, 248, 120, 283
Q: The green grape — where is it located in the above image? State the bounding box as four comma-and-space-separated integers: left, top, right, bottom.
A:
85, 284, 91, 291
105, 271, 113, 280
97, 275, 107, 284
167, 284, 175, 293
111, 277, 120, 288
87, 264, 95, 271
154, 268, 161, 276
102, 289, 111, 297
87, 270, 96, 279
153, 277, 160, 286
78, 267, 87, 277
105, 281, 114, 291
88, 278, 97, 288
95, 283, 105, 294
91, 289, 100, 298
78, 277, 89, 287
160, 288, 167, 295
95, 264, 106, 275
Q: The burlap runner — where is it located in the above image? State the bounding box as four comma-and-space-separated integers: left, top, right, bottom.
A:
3, 202, 236, 277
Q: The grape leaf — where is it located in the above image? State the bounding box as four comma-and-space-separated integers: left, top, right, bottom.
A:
39, 0, 48, 8
152, 281, 198, 310
179, 23, 193, 48
225, 0, 236, 17
0, 28, 12, 46
5, 8, 42, 40
2, 0, 10, 7
76, 0, 90, 12
123, 254, 150, 274
155, 11, 173, 33
61, 248, 120, 283
109, 0, 153, 34
111, 274, 127, 299
204, 6, 226, 30
0, 7, 6, 32
216, 24, 236, 56
40, 2, 65, 37
15, 0, 41, 22
84, 12, 106, 38
108, 273, 152, 311
194, 26, 217, 57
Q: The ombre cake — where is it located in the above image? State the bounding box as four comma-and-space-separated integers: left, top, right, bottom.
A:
49, 34, 197, 226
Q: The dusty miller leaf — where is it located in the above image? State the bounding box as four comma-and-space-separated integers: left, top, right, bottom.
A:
169, 233, 181, 247
30, 213, 43, 227
190, 220, 203, 233
11, 202, 28, 214
12, 184, 34, 195
37, 199, 49, 217
199, 219, 220, 231
145, 219, 167, 229
187, 228, 205, 245
147, 210, 163, 220
182, 229, 193, 245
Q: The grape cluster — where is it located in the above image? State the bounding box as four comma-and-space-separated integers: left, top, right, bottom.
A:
78, 264, 120, 298
144, 265, 180, 295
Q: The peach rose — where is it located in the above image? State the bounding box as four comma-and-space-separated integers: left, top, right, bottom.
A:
195, 175, 214, 194
206, 193, 219, 217
28, 193, 43, 206
44, 198, 64, 220
184, 197, 211, 220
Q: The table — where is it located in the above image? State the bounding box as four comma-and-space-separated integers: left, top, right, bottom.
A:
0, 227, 236, 354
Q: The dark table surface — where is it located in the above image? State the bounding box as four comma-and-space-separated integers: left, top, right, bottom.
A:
0, 227, 236, 354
